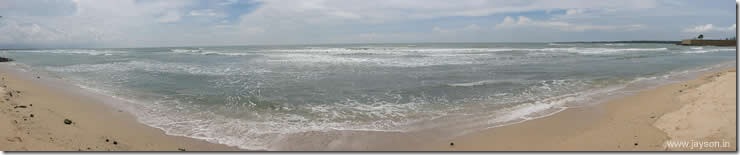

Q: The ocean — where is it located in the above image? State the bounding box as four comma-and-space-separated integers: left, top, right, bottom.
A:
0, 43, 736, 150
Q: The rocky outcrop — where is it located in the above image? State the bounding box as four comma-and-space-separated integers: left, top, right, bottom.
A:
0, 57, 13, 62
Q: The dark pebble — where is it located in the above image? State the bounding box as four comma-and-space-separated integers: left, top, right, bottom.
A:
450, 142, 454, 146
29, 104, 32, 107
650, 116, 656, 119
105, 139, 110, 142
178, 148, 186, 151
30, 114, 34, 117
23, 118, 26, 121
634, 143, 639, 146
63, 119, 72, 125
113, 141, 118, 145
37, 76, 40, 79
14, 105, 26, 108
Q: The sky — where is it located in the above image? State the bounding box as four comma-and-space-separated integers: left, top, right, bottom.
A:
0, 0, 736, 48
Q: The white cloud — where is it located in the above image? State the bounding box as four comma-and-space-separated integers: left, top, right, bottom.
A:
239, 0, 660, 24
158, 11, 182, 23
682, 24, 736, 33
496, 16, 645, 32
433, 24, 481, 34
189, 9, 222, 17
565, 9, 586, 15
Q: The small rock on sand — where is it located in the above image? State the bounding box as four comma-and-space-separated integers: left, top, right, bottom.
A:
64, 119, 73, 125
6, 137, 22, 142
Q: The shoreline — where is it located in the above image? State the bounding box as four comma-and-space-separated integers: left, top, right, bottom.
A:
0, 64, 241, 151
423, 67, 736, 151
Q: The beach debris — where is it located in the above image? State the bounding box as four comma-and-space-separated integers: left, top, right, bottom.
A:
105, 139, 110, 142
6, 137, 22, 142
64, 119, 73, 125
449, 142, 455, 146
634, 142, 639, 146
30, 114, 34, 117
14, 105, 26, 108
178, 148, 186, 151
113, 141, 118, 145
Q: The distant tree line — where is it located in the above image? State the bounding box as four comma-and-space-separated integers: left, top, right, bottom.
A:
554, 40, 681, 44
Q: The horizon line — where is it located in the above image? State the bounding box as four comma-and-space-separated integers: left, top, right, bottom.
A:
0, 40, 685, 50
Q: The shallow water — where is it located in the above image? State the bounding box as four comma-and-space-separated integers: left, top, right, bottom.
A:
1, 43, 735, 150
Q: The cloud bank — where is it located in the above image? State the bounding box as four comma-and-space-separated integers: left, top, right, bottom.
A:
0, 0, 735, 48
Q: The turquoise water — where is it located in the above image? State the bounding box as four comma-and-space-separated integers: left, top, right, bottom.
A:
1, 43, 736, 149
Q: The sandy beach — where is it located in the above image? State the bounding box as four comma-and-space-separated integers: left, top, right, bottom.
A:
427, 68, 736, 151
0, 65, 240, 151
0, 62, 736, 151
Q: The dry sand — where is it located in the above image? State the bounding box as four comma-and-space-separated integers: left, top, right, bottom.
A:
425, 68, 736, 151
654, 69, 736, 151
0, 65, 240, 151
